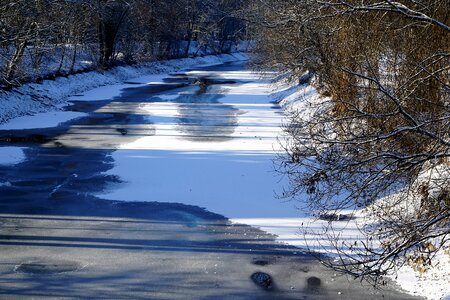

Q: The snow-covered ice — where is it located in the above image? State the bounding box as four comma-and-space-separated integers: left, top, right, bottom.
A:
0, 53, 248, 124
90, 67, 368, 259
2, 54, 446, 299
68, 74, 169, 102
0, 147, 26, 165
98, 71, 301, 221
0, 111, 87, 130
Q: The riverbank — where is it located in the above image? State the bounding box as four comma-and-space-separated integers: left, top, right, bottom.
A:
0, 53, 248, 125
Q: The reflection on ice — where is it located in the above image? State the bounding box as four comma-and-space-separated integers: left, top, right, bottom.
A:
176, 94, 238, 142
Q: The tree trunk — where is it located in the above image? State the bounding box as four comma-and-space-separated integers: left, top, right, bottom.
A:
98, 21, 117, 67
185, 39, 192, 58
4, 39, 28, 85
70, 44, 77, 73
56, 45, 67, 74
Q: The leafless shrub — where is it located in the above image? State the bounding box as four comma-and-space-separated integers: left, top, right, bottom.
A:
249, 0, 450, 282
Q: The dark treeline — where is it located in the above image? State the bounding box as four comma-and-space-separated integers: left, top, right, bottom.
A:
0, 0, 248, 87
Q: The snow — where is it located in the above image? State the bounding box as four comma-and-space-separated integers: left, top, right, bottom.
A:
91, 67, 368, 258
0, 53, 248, 124
87, 68, 353, 254
234, 210, 365, 254
102, 150, 297, 218
0, 147, 26, 165
394, 248, 450, 300
0, 111, 87, 130
68, 74, 169, 102
2, 52, 447, 299
98, 71, 301, 221
275, 79, 450, 300
369, 188, 450, 300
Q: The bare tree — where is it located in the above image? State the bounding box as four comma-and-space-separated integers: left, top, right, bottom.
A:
250, 0, 450, 283
0, 0, 251, 87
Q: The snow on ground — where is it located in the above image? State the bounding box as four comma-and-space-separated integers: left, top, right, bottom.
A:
369, 191, 450, 300
0, 147, 25, 166
394, 245, 449, 300
0, 53, 248, 124
369, 188, 450, 300
0, 111, 87, 130
0, 42, 251, 86
274, 79, 450, 300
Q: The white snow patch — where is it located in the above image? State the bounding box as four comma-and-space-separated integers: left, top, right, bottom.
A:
0, 111, 87, 130
68, 74, 169, 102
0, 53, 248, 124
98, 70, 299, 220
393, 244, 450, 300
95, 69, 365, 255
369, 187, 450, 300
0, 147, 26, 165
233, 210, 364, 254
158, 94, 180, 101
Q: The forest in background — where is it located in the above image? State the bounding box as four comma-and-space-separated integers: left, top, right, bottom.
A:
0, 0, 247, 87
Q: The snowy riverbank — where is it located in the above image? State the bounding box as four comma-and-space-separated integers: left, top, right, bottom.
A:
275, 78, 449, 300
0, 54, 446, 300
0, 53, 248, 125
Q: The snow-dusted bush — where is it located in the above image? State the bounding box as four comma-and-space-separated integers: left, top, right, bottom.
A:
251, 0, 450, 285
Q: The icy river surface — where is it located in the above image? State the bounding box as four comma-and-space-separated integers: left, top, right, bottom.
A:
0, 61, 420, 299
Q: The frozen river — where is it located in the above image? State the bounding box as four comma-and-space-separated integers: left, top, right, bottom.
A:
0, 61, 419, 299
